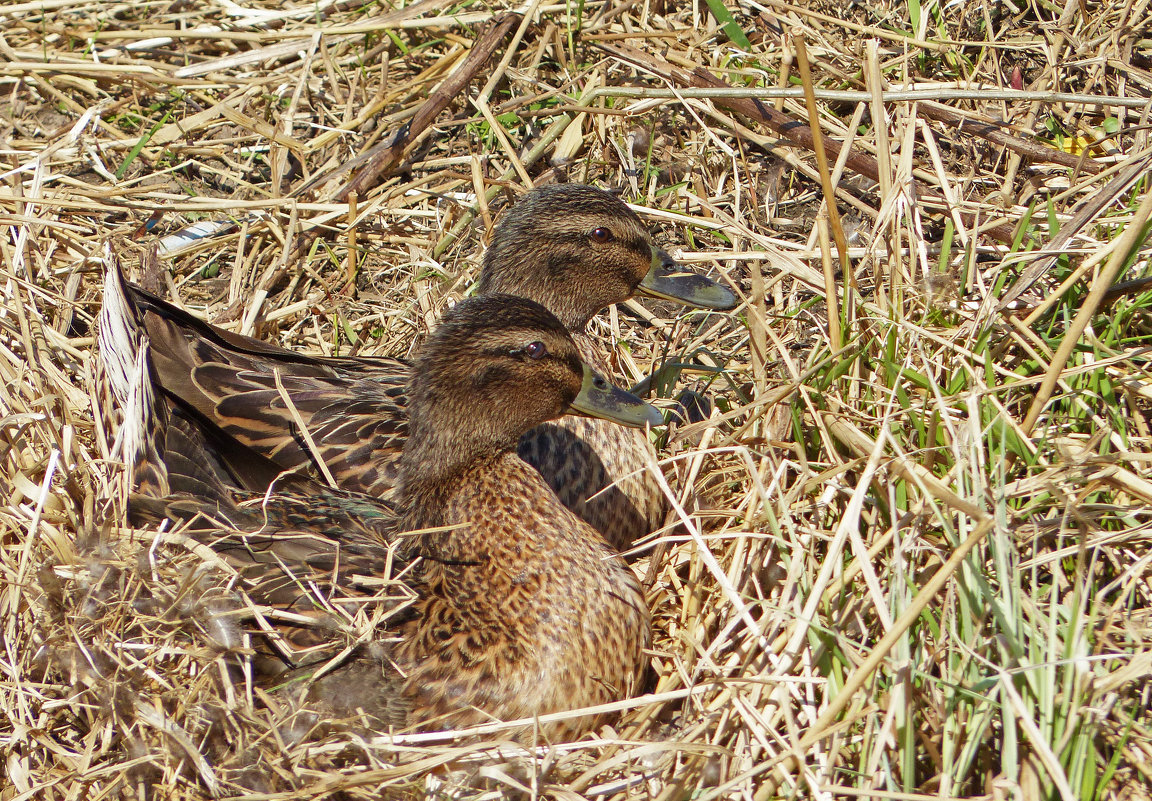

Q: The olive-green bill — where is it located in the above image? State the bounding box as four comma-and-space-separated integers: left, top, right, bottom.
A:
639, 248, 738, 310
570, 364, 664, 428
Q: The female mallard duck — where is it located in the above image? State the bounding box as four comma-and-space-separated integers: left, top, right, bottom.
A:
100, 261, 655, 740
129, 184, 735, 551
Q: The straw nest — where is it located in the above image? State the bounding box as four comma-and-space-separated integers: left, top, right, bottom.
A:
2, 0, 1151, 798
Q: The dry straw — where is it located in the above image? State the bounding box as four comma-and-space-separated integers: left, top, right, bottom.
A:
2, 0, 1151, 798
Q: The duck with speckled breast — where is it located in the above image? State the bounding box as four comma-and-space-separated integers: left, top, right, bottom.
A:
100, 258, 657, 741
126, 184, 737, 552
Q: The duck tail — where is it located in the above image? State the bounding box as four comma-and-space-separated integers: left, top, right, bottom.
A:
99, 248, 249, 521
98, 246, 172, 502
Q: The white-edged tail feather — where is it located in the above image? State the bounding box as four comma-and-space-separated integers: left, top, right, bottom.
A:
97, 247, 156, 482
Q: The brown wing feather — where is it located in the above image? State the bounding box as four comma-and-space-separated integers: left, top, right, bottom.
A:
195, 365, 409, 494
128, 284, 411, 494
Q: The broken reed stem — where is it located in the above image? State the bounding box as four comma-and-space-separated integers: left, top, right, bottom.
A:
817, 215, 842, 352
793, 29, 855, 336
864, 39, 895, 314
470, 156, 493, 233
345, 191, 358, 292
774, 48, 792, 113
475, 0, 541, 104
273, 368, 338, 488
470, 94, 533, 188
864, 41, 892, 202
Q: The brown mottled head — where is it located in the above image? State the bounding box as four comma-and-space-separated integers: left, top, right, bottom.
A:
408, 294, 584, 450
400, 295, 661, 497
477, 185, 736, 331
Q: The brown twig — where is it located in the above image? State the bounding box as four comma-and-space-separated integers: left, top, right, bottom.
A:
595, 41, 1018, 244
284, 13, 520, 264
329, 13, 521, 203
793, 32, 853, 295
918, 101, 1103, 175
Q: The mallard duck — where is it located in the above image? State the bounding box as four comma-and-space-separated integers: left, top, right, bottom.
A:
129, 184, 736, 550
100, 261, 655, 741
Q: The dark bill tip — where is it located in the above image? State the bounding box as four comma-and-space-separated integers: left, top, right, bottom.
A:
570, 365, 665, 429
639, 250, 738, 311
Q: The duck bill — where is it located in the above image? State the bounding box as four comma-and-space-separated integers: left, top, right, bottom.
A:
638, 248, 738, 310
569, 365, 664, 429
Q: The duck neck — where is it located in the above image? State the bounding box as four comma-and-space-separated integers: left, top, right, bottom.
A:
570, 330, 611, 376
396, 416, 505, 531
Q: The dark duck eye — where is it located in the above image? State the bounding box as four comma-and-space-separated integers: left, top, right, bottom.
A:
524, 341, 548, 359
589, 227, 614, 244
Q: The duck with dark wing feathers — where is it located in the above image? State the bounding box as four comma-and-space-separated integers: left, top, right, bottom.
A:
100, 260, 655, 741
128, 183, 737, 550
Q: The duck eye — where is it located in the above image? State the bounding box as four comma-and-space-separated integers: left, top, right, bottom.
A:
589, 227, 614, 244
525, 341, 548, 359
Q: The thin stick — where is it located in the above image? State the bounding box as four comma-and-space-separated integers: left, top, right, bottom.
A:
272, 368, 338, 488
817, 215, 842, 352
793, 32, 855, 294
475, 0, 541, 104
470, 94, 533, 188
344, 191, 358, 293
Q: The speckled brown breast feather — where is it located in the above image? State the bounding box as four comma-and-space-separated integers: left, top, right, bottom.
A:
517, 333, 665, 550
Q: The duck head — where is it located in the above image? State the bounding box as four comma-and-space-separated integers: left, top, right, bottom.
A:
477, 184, 737, 330
400, 294, 662, 494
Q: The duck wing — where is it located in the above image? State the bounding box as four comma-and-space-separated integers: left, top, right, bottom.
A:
127, 284, 410, 495
102, 265, 406, 608
129, 390, 404, 610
